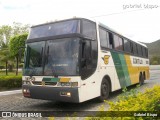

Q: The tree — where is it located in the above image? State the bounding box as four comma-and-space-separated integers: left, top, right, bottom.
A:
0, 47, 13, 75
9, 33, 28, 75
0, 23, 30, 48
0, 22, 29, 75
0, 25, 12, 48
12, 22, 30, 35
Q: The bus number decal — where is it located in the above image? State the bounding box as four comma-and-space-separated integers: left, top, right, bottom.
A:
102, 55, 110, 65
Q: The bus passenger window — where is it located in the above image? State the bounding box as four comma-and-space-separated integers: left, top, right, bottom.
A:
109, 33, 114, 49
99, 28, 109, 48
124, 39, 131, 53
133, 43, 138, 55
113, 34, 123, 51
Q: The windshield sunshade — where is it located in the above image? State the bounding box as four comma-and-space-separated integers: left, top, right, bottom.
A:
29, 20, 80, 39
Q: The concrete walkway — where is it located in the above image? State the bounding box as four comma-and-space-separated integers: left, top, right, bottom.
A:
0, 89, 22, 96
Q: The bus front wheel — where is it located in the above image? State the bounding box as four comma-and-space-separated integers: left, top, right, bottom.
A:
98, 79, 110, 102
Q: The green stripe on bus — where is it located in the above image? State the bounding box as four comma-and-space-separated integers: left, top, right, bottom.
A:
111, 51, 126, 88
111, 51, 132, 88
42, 78, 59, 82
118, 54, 131, 86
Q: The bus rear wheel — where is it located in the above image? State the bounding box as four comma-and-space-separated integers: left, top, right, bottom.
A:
139, 74, 144, 86
98, 79, 110, 102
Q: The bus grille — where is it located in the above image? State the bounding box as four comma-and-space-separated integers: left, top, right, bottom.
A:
32, 81, 57, 86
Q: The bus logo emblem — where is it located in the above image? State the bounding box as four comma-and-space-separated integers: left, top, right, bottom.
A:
102, 55, 110, 64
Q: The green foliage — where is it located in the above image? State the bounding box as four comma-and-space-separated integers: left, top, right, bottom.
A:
0, 75, 22, 88
150, 56, 160, 65
117, 85, 140, 102
9, 33, 28, 75
107, 86, 160, 111
0, 47, 14, 75
87, 86, 160, 119
0, 25, 12, 47
0, 22, 29, 48
9, 33, 28, 57
144, 40, 160, 64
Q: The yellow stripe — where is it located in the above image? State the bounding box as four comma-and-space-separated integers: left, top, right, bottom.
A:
124, 55, 149, 84
60, 78, 71, 82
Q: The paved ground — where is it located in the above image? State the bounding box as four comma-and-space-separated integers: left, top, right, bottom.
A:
0, 66, 160, 119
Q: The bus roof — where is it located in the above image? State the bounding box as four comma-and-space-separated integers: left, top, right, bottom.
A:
30, 17, 147, 48
98, 22, 147, 48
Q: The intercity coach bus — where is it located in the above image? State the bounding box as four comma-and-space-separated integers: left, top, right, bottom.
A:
22, 18, 150, 103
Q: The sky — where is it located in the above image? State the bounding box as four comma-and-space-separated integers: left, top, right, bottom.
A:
0, 0, 160, 43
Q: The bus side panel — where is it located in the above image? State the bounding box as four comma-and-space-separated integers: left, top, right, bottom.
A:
124, 55, 139, 84
100, 51, 121, 91
111, 51, 133, 88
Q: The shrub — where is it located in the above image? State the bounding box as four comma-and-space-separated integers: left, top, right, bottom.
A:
107, 85, 160, 111
0, 76, 22, 88
86, 85, 160, 119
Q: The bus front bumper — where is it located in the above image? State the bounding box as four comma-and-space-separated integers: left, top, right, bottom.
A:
22, 85, 79, 103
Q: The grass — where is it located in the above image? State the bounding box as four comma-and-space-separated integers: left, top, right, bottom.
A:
0, 70, 22, 76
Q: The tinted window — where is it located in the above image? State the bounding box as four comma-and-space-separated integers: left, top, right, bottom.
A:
44, 38, 80, 76
81, 40, 98, 80
82, 20, 96, 40
142, 47, 146, 57
109, 33, 114, 49
113, 34, 123, 51
99, 28, 109, 48
137, 45, 142, 56
133, 43, 138, 55
29, 20, 80, 39
24, 41, 45, 76
124, 39, 131, 53
130, 42, 134, 54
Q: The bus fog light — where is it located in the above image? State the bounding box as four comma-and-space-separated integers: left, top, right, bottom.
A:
23, 89, 27, 93
60, 92, 71, 97
67, 92, 71, 97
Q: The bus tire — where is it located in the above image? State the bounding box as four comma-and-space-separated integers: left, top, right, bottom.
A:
139, 74, 144, 86
98, 78, 110, 102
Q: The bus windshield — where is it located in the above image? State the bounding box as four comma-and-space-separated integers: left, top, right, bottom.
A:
23, 38, 80, 76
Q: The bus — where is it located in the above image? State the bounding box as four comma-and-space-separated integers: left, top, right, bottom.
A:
22, 18, 150, 103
